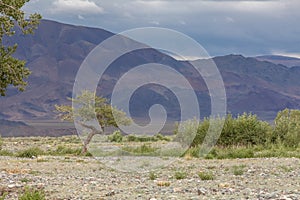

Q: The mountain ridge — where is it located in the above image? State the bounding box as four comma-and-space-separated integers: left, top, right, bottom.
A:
1, 19, 300, 135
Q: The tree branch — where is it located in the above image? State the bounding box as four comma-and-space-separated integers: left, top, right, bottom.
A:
77, 121, 103, 134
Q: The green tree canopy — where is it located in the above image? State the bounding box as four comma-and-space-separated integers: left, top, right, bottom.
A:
0, 0, 41, 96
55, 90, 132, 154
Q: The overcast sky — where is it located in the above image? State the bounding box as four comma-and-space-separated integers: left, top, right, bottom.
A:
23, 0, 300, 58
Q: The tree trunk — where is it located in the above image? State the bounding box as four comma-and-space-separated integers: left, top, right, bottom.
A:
81, 131, 96, 154
78, 122, 103, 155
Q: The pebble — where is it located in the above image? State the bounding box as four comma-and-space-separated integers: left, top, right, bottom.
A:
0, 156, 299, 200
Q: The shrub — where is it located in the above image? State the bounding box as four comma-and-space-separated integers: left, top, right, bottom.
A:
126, 133, 170, 142
174, 118, 199, 147
0, 193, 7, 200
108, 130, 123, 143
184, 146, 200, 158
154, 133, 171, 142
191, 118, 209, 148
16, 147, 44, 158
0, 149, 14, 156
174, 171, 187, 180
181, 113, 272, 148
198, 171, 214, 180
122, 144, 157, 155
205, 147, 254, 159
19, 187, 45, 200
126, 134, 138, 142
231, 113, 271, 146
149, 171, 157, 180
232, 165, 246, 176
51, 145, 82, 156
273, 109, 300, 147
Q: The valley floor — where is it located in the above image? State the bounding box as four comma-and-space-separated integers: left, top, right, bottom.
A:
0, 136, 299, 199
0, 156, 299, 200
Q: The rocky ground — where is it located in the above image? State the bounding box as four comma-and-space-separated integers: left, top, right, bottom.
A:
0, 137, 299, 199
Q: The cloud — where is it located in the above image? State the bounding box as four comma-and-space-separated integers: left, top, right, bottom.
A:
22, 0, 300, 57
51, 0, 104, 14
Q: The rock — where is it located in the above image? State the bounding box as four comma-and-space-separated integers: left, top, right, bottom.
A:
7, 184, 16, 189
173, 187, 181, 193
105, 190, 115, 196
218, 182, 230, 188
197, 188, 207, 195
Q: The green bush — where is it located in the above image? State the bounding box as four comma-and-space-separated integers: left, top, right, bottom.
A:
178, 113, 272, 148
0, 193, 7, 200
272, 109, 300, 147
191, 118, 209, 148
122, 144, 157, 155
149, 171, 157, 180
174, 171, 187, 180
174, 118, 199, 147
154, 133, 171, 142
0, 149, 14, 156
108, 130, 123, 143
126, 133, 170, 142
231, 113, 271, 146
19, 187, 45, 200
51, 145, 82, 156
205, 147, 254, 159
16, 147, 44, 158
198, 171, 214, 180
184, 146, 200, 158
126, 134, 137, 142
232, 165, 246, 176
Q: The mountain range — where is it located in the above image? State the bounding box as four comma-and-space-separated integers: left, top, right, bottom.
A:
1, 19, 300, 136
256, 55, 300, 68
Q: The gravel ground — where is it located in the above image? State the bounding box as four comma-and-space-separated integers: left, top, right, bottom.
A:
0, 156, 299, 200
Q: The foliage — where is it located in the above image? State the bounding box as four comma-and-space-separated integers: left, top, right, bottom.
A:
154, 133, 171, 141
174, 171, 187, 180
0, 193, 7, 200
198, 171, 214, 180
126, 133, 170, 142
230, 113, 271, 146
108, 130, 123, 143
18, 187, 45, 200
122, 144, 157, 155
55, 90, 131, 129
184, 146, 200, 158
149, 171, 157, 180
51, 145, 82, 156
176, 113, 272, 148
173, 118, 199, 147
232, 165, 246, 176
0, 149, 14, 156
273, 109, 300, 147
16, 147, 44, 158
0, 0, 41, 96
205, 146, 254, 159
55, 90, 131, 153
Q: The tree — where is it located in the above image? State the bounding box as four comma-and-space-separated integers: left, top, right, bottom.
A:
55, 90, 132, 154
0, 0, 41, 96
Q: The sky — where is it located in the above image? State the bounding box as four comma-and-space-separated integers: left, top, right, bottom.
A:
22, 0, 300, 58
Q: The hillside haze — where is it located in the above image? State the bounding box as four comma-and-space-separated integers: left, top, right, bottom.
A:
1, 19, 300, 135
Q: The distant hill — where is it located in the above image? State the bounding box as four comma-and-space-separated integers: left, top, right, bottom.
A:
0, 119, 74, 137
1, 20, 300, 137
256, 55, 300, 67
